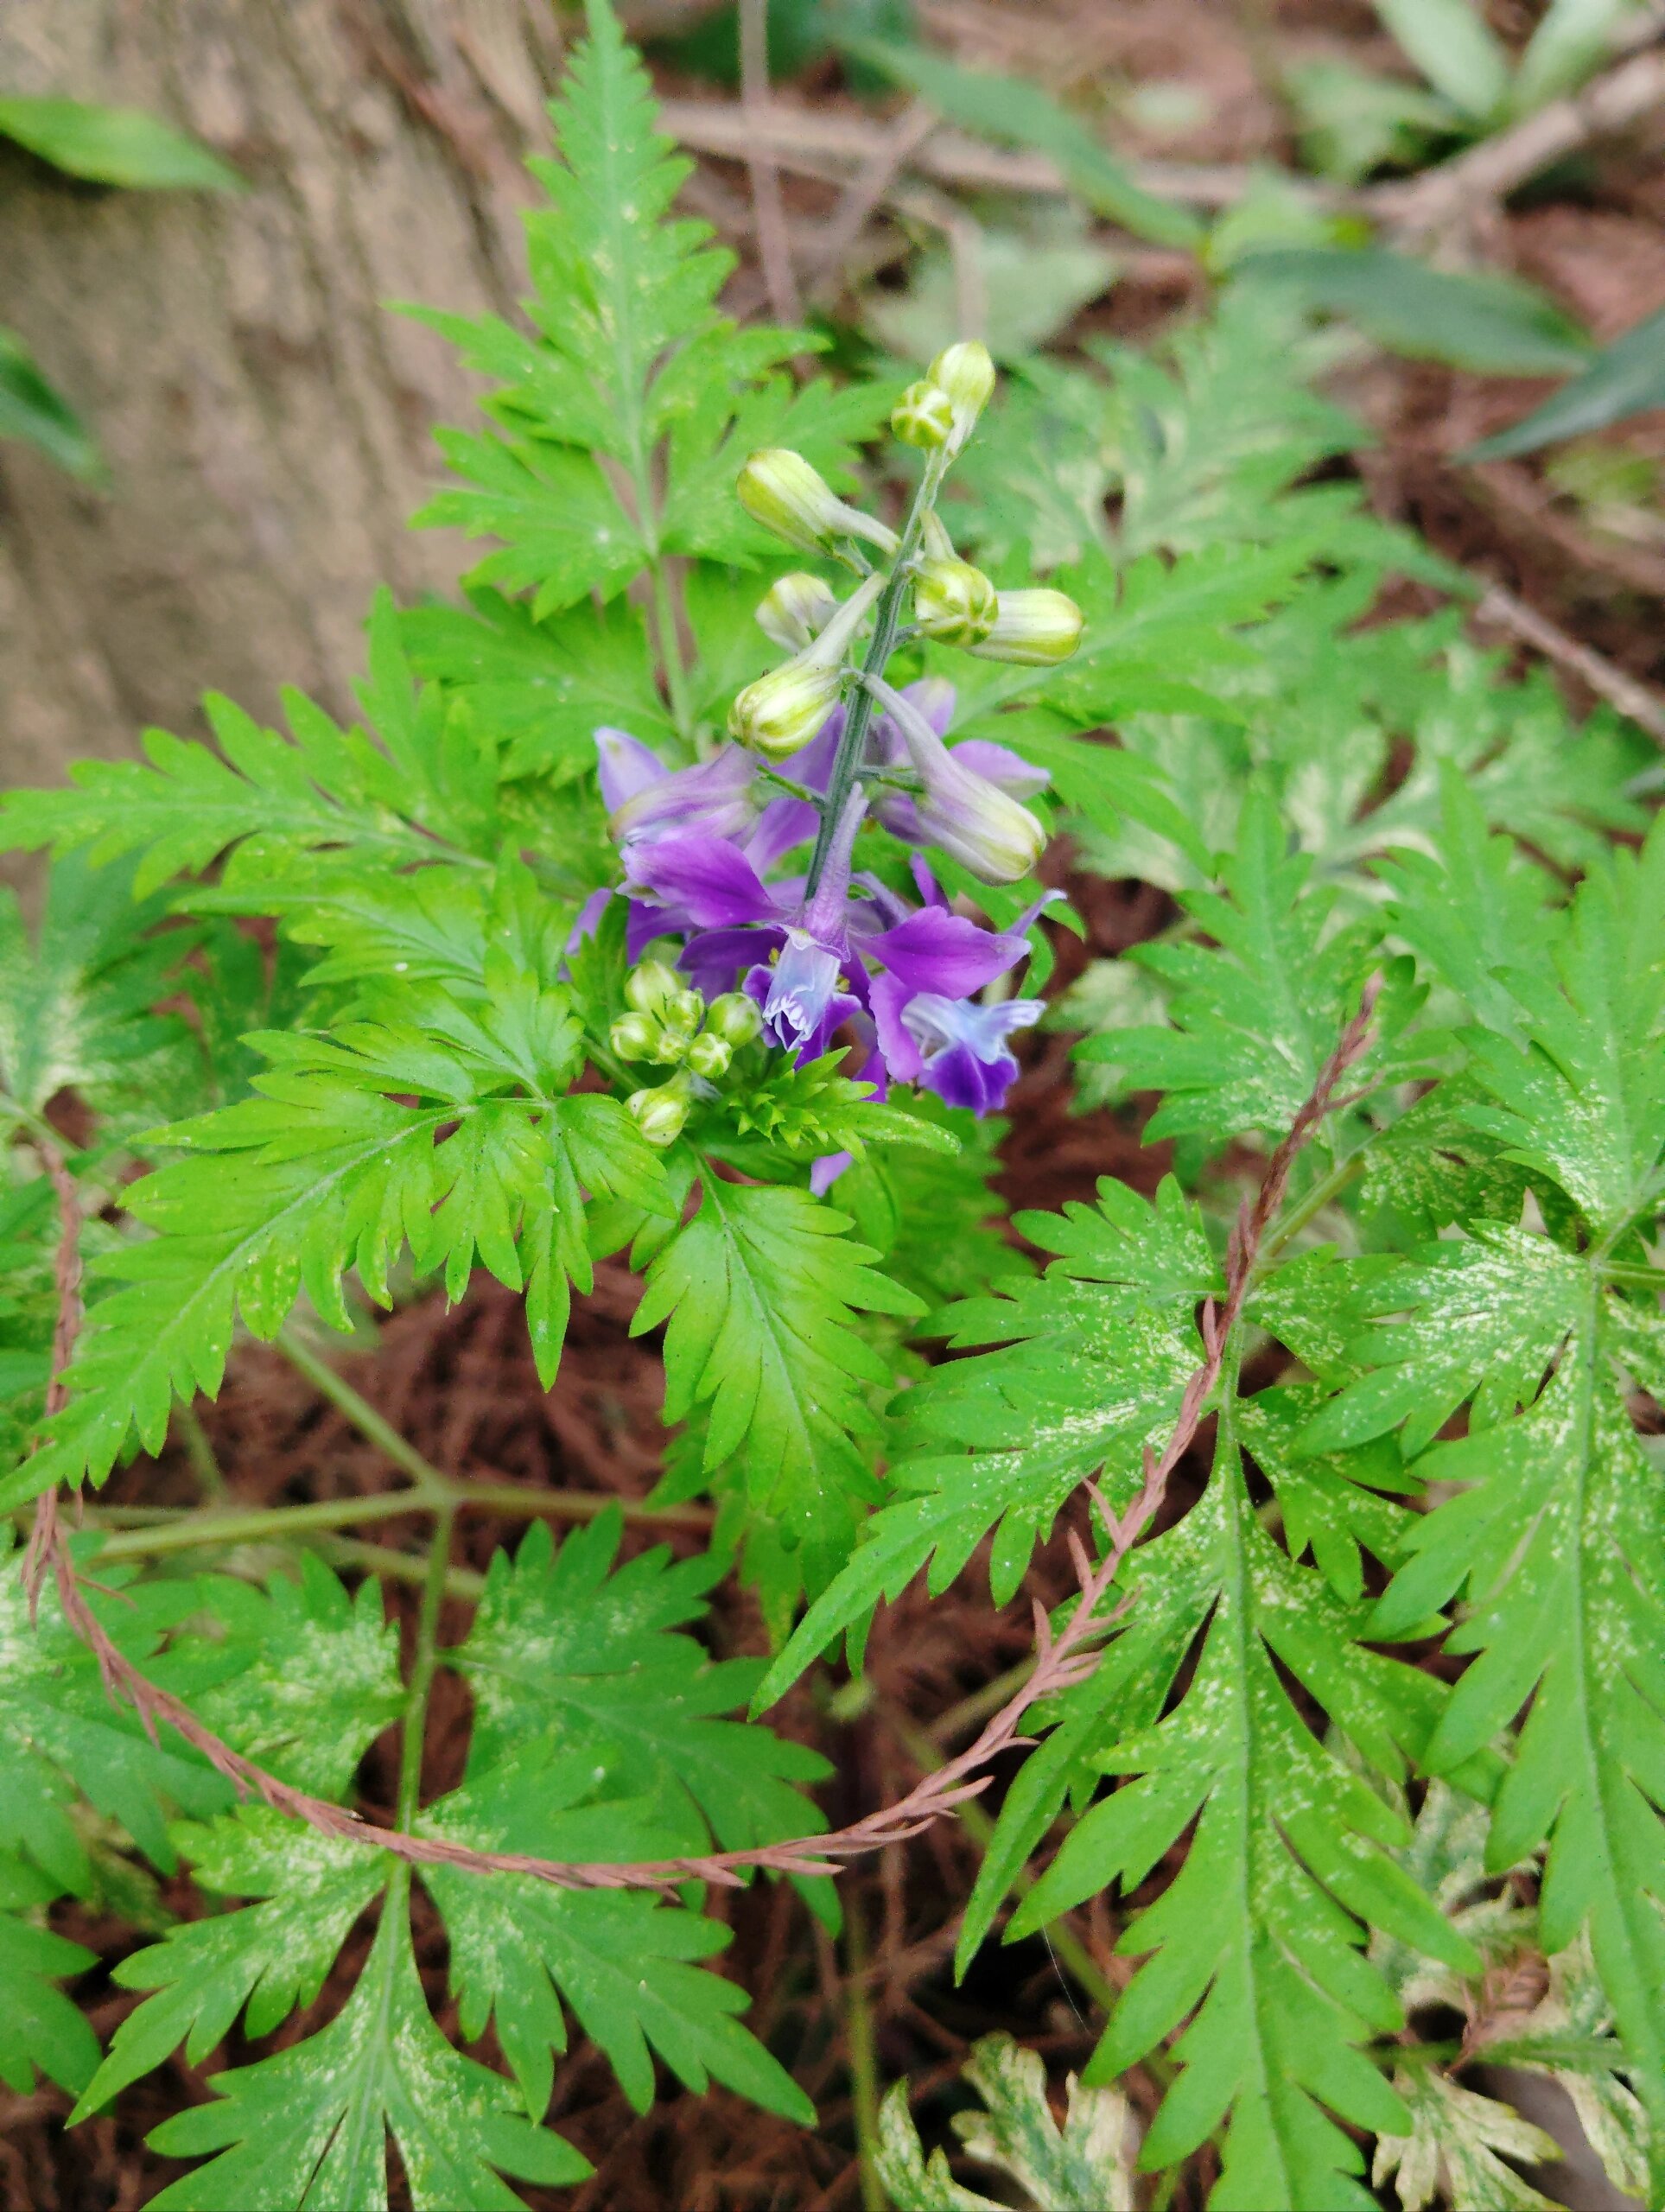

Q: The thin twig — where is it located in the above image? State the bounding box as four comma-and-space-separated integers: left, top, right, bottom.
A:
737, 0, 802, 328
806, 98, 938, 305
1374, 16, 1665, 240
658, 99, 1344, 213
1472, 580, 1665, 746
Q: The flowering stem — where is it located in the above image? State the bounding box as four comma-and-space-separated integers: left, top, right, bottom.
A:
802, 451, 948, 905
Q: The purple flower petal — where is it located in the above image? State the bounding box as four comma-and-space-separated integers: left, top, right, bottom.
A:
627, 897, 680, 962
613, 747, 758, 848
949, 739, 1048, 798
679, 923, 785, 999
567, 886, 613, 951
859, 906, 1026, 997
810, 1151, 853, 1196
626, 830, 784, 929
869, 971, 925, 1084
918, 1039, 1021, 1114
903, 993, 1042, 1116
595, 727, 669, 815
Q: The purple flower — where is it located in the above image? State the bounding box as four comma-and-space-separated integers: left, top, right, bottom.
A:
896, 993, 1043, 1113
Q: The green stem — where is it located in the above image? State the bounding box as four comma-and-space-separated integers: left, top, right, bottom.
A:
325, 1535, 486, 1602
842, 1890, 887, 2212
173, 1403, 227, 1501
803, 450, 948, 904
1601, 1262, 1665, 1290
650, 558, 696, 744
927, 1655, 1035, 1745
277, 1330, 451, 1497
397, 1508, 455, 1828
1257, 1131, 1380, 1267
79, 1478, 709, 1562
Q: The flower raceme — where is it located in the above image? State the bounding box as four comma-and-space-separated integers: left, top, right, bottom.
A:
595, 340, 1079, 1136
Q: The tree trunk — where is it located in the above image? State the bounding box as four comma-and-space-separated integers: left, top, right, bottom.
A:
0, 0, 563, 790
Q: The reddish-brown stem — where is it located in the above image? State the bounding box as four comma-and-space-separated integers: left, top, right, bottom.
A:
22, 980, 1380, 1893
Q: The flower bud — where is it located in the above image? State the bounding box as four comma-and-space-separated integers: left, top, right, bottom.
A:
926, 341, 996, 454
624, 959, 683, 1016
913, 558, 997, 646
891, 379, 955, 451
969, 588, 1084, 666
756, 572, 840, 654
610, 1010, 666, 1063
869, 673, 1045, 884
737, 448, 898, 560
685, 1030, 733, 1079
728, 571, 886, 761
706, 991, 763, 1047
626, 1074, 693, 1148
728, 659, 845, 761
664, 988, 705, 1039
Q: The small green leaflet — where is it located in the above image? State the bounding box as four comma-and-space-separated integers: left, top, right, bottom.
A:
399, 588, 673, 779
708, 1049, 961, 1164
452, 1508, 832, 1860
0, 851, 187, 1120
153, 1555, 404, 1798
0, 1535, 228, 1890
1075, 791, 1419, 1156
421, 1750, 812, 2123
75, 1810, 388, 2120
0, 96, 243, 190
0, 1852, 99, 2096
877, 2034, 1137, 2212
145, 1897, 588, 2211
1305, 827, 1665, 2189
1001, 1411, 1477, 2212
634, 1179, 925, 1577
3, 964, 662, 1505
409, 0, 887, 620
0, 596, 499, 897
756, 1177, 1209, 1703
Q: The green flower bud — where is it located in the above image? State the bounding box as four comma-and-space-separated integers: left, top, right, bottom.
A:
685, 1030, 733, 1079
756, 572, 840, 653
926, 340, 996, 454
729, 571, 886, 760
969, 587, 1084, 666
626, 1073, 692, 1148
624, 958, 682, 1016
610, 1010, 666, 1063
706, 991, 763, 1047
664, 988, 705, 1038
737, 448, 899, 560
891, 379, 955, 450
728, 659, 846, 761
913, 557, 998, 646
